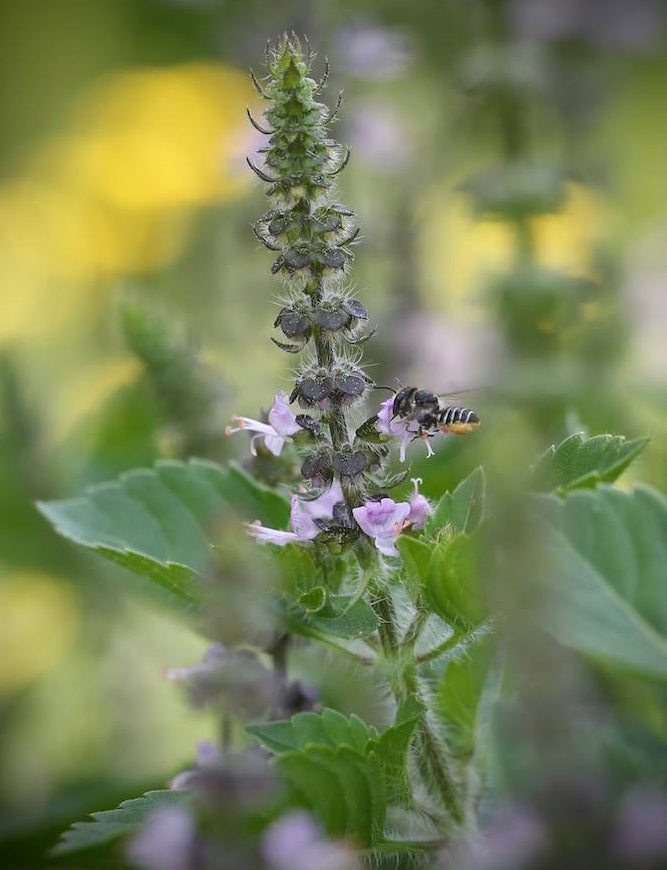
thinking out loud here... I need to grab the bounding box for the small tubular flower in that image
[376,397,434,462]
[226,391,301,456]
[407,477,433,529]
[246,481,344,546]
[352,497,411,556]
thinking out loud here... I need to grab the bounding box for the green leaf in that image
[368,699,424,803]
[538,485,667,679]
[52,790,184,856]
[531,432,648,494]
[37,459,289,606]
[280,593,380,640]
[424,467,486,538]
[425,534,487,630]
[247,707,373,755]
[396,535,432,587]
[277,745,385,846]
[434,638,499,761]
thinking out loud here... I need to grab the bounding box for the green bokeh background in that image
[0,1,665,865]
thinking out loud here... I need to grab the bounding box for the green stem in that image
[369,581,464,823]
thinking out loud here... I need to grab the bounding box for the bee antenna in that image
[372,384,396,394]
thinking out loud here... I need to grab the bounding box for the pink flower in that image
[246,481,344,547]
[376,397,434,463]
[225,391,301,456]
[352,497,411,557]
[407,477,432,529]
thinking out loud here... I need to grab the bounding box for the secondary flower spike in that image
[226,391,301,456]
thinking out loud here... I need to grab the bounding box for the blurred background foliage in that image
[0,0,666,864]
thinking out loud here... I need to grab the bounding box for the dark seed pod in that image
[329,202,354,216]
[333,374,366,398]
[295,414,322,437]
[332,450,367,477]
[332,501,355,529]
[314,307,350,331]
[268,216,288,236]
[301,451,332,482]
[282,250,311,272]
[319,248,347,270]
[274,308,311,338]
[297,376,333,406]
[342,299,367,320]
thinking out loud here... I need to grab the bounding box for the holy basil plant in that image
[38,36,665,870]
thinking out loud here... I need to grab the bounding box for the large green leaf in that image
[538,485,667,679]
[52,790,184,856]
[423,467,486,539]
[277,745,385,846]
[424,534,487,630]
[37,459,289,606]
[248,709,386,845]
[531,432,648,494]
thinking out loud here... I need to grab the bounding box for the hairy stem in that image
[370,581,464,822]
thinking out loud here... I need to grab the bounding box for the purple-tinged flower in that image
[376,397,434,462]
[352,497,410,557]
[277,679,320,717]
[126,805,196,870]
[335,25,414,80]
[164,643,278,717]
[170,740,224,790]
[407,478,432,530]
[246,481,344,547]
[170,744,275,815]
[262,811,358,870]
[225,391,301,456]
[612,784,667,864]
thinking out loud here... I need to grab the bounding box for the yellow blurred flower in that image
[0,573,79,692]
[419,183,612,312]
[0,63,256,343]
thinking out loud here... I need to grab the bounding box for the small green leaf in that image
[281,593,380,640]
[434,638,499,761]
[531,432,648,494]
[538,485,667,679]
[425,534,487,629]
[37,459,289,608]
[424,467,486,538]
[368,699,424,803]
[247,707,373,755]
[52,790,184,856]
[396,535,432,586]
[299,586,329,613]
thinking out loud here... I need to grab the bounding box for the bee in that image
[392,386,480,438]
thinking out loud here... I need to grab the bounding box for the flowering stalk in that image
[244,35,389,530]
[233,34,465,825]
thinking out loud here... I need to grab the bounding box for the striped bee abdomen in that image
[438,406,480,434]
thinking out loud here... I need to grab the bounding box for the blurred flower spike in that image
[226,391,301,455]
